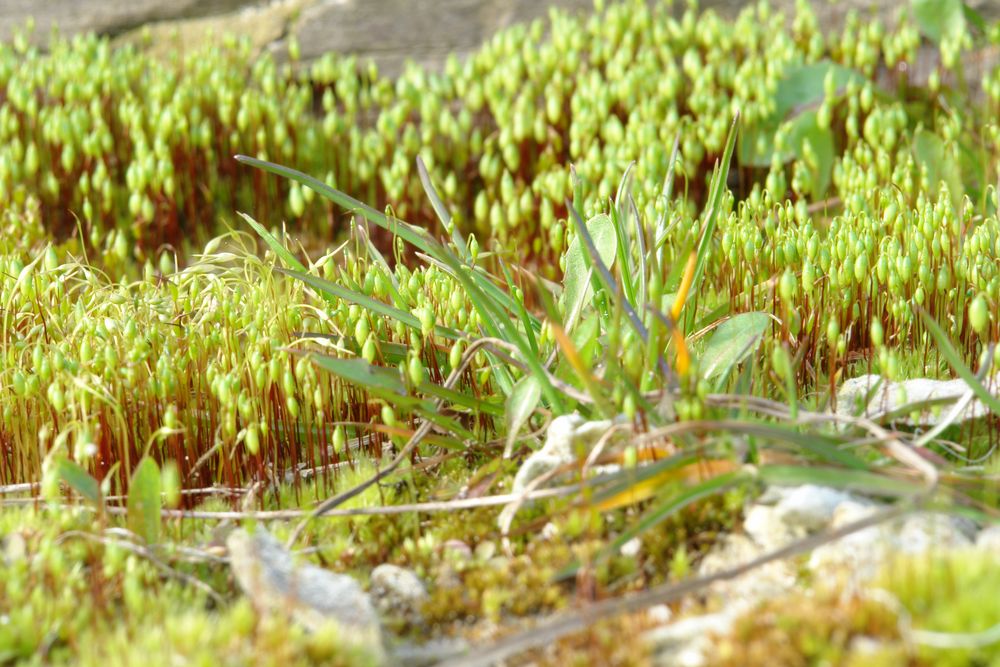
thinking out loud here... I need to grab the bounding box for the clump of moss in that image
[710,588,907,667]
[0,505,380,667]
[529,615,658,667]
[879,549,1000,667]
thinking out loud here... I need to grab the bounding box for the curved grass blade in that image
[236,154,439,255]
[758,465,924,498]
[416,156,469,261]
[916,305,1000,417]
[238,212,307,272]
[278,267,462,342]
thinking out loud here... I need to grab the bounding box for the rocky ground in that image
[5,0,1000,77]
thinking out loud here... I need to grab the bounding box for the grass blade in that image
[238,212,307,272]
[916,305,1000,417]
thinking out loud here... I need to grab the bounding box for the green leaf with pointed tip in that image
[308,354,414,401]
[56,459,102,505]
[127,457,161,544]
[561,213,616,331]
[912,0,966,43]
[774,61,865,119]
[505,375,543,457]
[702,312,771,381]
[913,129,963,207]
[786,111,834,197]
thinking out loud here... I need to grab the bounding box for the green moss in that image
[710,588,908,667]
[880,549,1000,667]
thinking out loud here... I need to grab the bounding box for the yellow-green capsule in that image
[970,294,989,334]
[408,353,425,387]
[244,424,260,455]
[381,404,397,427]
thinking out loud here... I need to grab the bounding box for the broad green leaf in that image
[740,62,861,167]
[786,111,835,197]
[912,0,966,43]
[963,3,987,33]
[561,213,616,330]
[504,375,543,457]
[701,312,771,381]
[913,129,964,206]
[307,354,416,402]
[127,457,161,544]
[56,459,101,505]
[774,61,865,119]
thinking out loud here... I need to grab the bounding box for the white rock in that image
[774,485,855,532]
[501,414,618,532]
[645,612,735,667]
[696,533,796,611]
[836,373,1000,426]
[743,503,802,551]
[897,513,973,553]
[226,527,383,658]
[976,524,1000,552]
[808,511,973,583]
[647,604,673,624]
[619,537,642,558]
[370,564,428,622]
[829,499,882,528]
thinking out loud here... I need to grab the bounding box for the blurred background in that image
[3,0,998,77]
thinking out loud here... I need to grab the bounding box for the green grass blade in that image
[689,113,740,326]
[416,156,470,261]
[498,257,540,358]
[917,305,1000,417]
[236,154,438,256]
[733,420,867,469]
[238,212,308,273]
[758,465,924,497]
[277,267,461,342]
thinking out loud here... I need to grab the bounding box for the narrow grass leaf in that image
[758,464,924,498]
[917,305,1000,417]
[416,156,469,261]
[238,212,307,272]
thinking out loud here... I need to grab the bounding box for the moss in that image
[710,588,909,667]
[879,550,1000,667]
[0,506,381,667]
